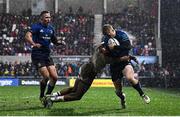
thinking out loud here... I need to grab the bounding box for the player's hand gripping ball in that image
[98,45,109,55]
[108,38,120,49]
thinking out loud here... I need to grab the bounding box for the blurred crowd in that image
[161,0,180,72]
[0,11,94,56]
[0,5,156,56]
[0,61,81,77]
[0,60,178,79]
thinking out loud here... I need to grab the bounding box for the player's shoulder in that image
[30,22,42,31]
[102,35,109,41]
[48,24,55,30]
[101,35,110,45]
[29,23,41,32]
[116,29,127,35]
[116,29,129,40]
[31,22,41,27]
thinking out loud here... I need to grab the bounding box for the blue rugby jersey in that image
[102,30,132,57]
[29,22,55,59]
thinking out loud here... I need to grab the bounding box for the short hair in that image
[102,24,112,35]
[40,10,50,17]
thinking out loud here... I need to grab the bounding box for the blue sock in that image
[46,84,54,95]
[40,80,47,98]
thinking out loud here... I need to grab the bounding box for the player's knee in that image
[123,65,134,80]
[41,78,49,84]
[40,69,50,78]
[129,78,138,85]
[73,96,82,101]
[126,75,134,81]
[42,74,50,79]
[53,77,58,82]
[50,75,58,82]
[69,87,75,92]
[67,93,83,101]
[124,72,134,81]
[73,89,85,100]
[75,94,83,100]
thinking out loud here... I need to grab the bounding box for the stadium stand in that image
[0,13,94,56]
[161,0,180,77]
[0,61,81,77]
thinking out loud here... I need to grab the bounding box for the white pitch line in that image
[21,95,37,99]
[0,95,37,99]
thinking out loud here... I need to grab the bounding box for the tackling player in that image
[25,11,65,105]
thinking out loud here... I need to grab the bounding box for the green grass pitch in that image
[0,86,180,116]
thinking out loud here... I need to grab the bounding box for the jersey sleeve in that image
[114,40,132,51]
[121,31,129,41]
[101,36,109,47]
[114,31,132,51]
[117,30,129,41]
[29,24,39,34]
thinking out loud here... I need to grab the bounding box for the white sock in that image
[52,91,61,96]
[51,96,64,102]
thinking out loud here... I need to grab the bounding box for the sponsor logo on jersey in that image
[40,29,44,33]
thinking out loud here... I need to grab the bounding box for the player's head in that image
[102,24,116,38]
[40,11,51,26]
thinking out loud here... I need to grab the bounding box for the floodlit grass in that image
[0,86,180,116]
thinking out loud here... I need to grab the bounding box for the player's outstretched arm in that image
[25,31,41,48]
[97,42,110,55]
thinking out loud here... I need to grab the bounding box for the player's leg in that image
[52,87,73,96]
[52,60,97,97]
[46,65,57,95]
[38,66,50,100]
[113,80,126,109]
[43,62,96,108]
[52,78,81,96]
[110,64,126,109]
[32,58,50,104]
[62,78,93,101]
[51,62,96,101]
[45,57,57,95]
[46,78,93,102]
[44,78,93,108]
[123,64,150,104]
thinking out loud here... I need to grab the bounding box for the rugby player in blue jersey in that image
[101,24,150,108]
[25,11,65,105]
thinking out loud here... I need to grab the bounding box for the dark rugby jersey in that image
[102,30,132,57]
[29,23,55,59]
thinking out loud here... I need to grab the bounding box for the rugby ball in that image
[108,38,120,46]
